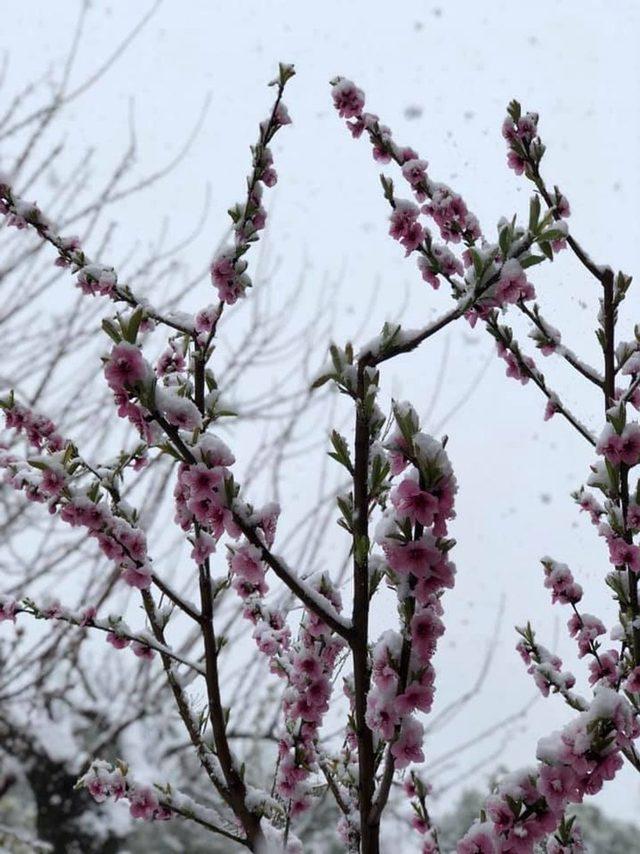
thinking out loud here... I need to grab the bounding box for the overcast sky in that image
[3,0,640,827]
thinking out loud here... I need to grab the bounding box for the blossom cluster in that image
[0,397,153,590]
[0,183,122,305]
[330,77,569,334]
[210,68,293,305]
[80,761,172,822]
[173,437,236,549]
[404,771,440,853]
[459,687,636,853]
[331,78,480,280]
[578,410,640,579]
[501,101,543,178]
[1,395,66,452]
[2,597,157,662]
[242,575,345,817]
[366,402,457,771]
[516,626,578,703]
[330,77,584,450]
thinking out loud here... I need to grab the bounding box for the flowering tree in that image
[1,62,639,854]
[328,78,640,852]
[0,16,338,851]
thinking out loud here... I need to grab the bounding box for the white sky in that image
[3,0,640,829]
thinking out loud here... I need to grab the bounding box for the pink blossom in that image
[331,79,365,119]
[411,815,428,834]
[401,158,428,188]
[624,666,640,693]
[194,304,219,335]
[160,394,202,431]
[54,235,81,267]
[403,777,417,798]
[627,502,640,530]
[156,347,185,376]
[274,102,291,126]
[291,650,323,685]
[386,432,412,475]
[516,114,538,142]
[384,536,440,578]
[261,165,278,187]
[181,463,223,497]
[543,561,583,605]
[567,613,606,657]
[501,117,517,143]
[256,502,280,547]
[456,823,497,854]
[389,200,424,254]
[397,146,419,164]
[132,641,155,661]
[544,396,560,421]
[495,259,534,305]
[588,649,618,687]
[3,402,66,452]
[577,491,603,524]
[500,348,534,385]
[506,150,526,174]
[104,343,147,393]
[537,764,580,811]
[485,796,515,834]
[42,600,63,618]
[395,680,433,715]
[556,194,571,218]
[417,256,440,289]
[411,608,445,660]
[390,716,424,769]
[230,543,265,585]
[79,606,97,626]
[365,690,399,740]
[421,834,439,854]
[0,596,18,622]
[107,632,130,650]
[391,479,438,526]
[76,265,117,297]
[121,563,153,590]
[619,423,640,466]
[596,422,640,467]
[208,503,241,540]
[371,641,399,692]
[191,531,217,564]
[608,537,640,572]
[197,436,235,468]
[40,466,66,497]
[129,785,159,821]
[210,250,249,304]
[424,184,480,243]
[85,775,108,803]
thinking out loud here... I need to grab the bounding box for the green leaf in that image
[520,254,546,269]
[101,319,122,344]
[528,195,541,232]
[26,459,48,471]
[471,250,484,281]
[380,174,394,204]
[311,373,334,390]
[124,306,145,344]
[329,430,353,472]
[329,344,342,374]
[507,99,521,122]
[498,225,511,259]
[538,228,566,242]
[538,241,553,260]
